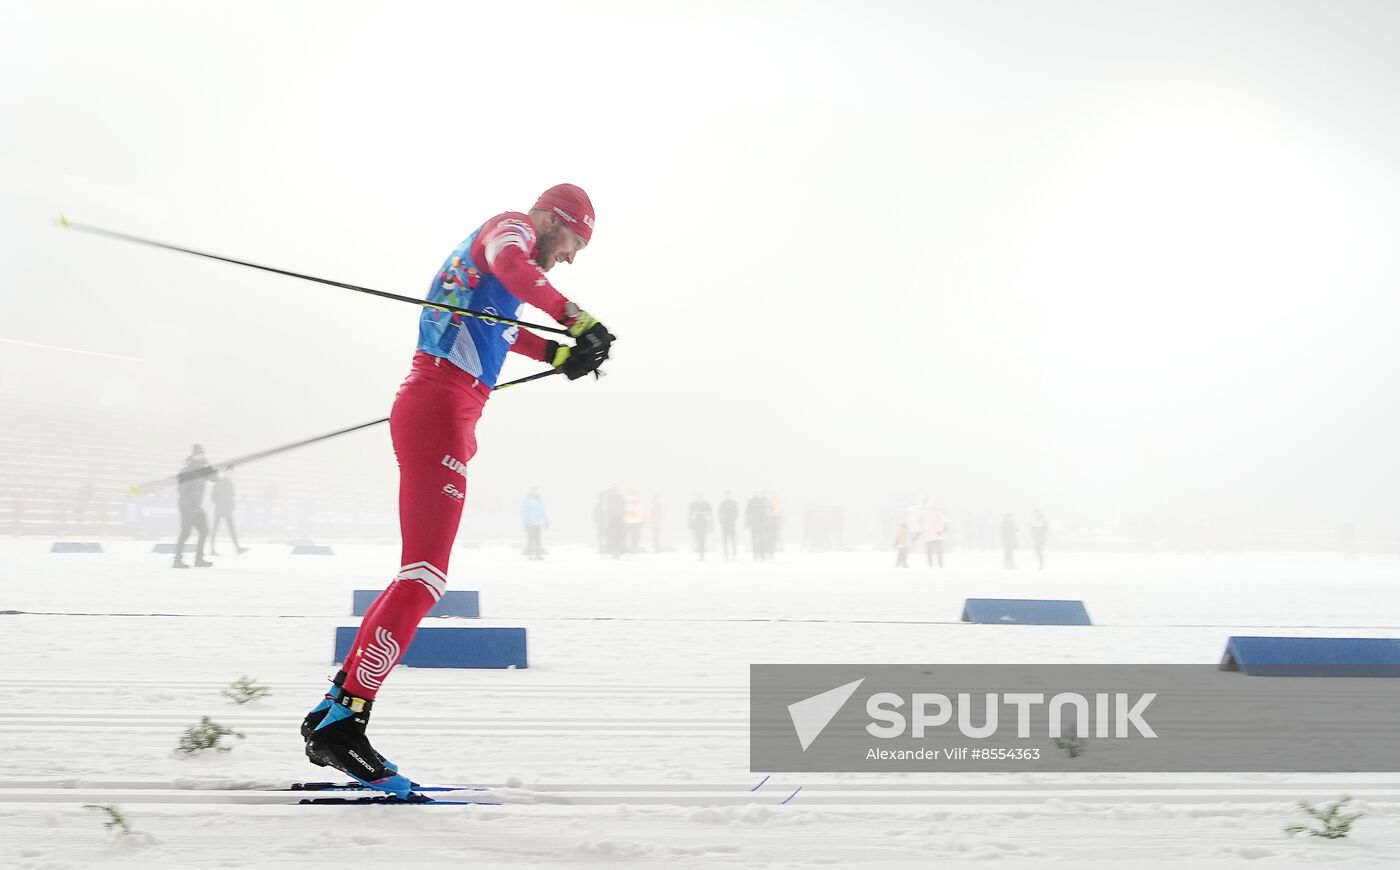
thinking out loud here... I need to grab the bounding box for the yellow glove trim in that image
[567,311,600,338]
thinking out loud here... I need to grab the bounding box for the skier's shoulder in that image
[472,211,538,270]
[477,211,536,245]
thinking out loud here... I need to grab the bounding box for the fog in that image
[3,0,1399,549]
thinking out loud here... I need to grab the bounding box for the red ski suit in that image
[340,214,571,698]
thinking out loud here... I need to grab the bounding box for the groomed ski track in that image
[4,545,1400,866]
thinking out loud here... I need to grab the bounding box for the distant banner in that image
[750,664,1400,772]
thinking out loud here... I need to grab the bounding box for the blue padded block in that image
[961,598,1091,625]
[292,544,334,555]
[353,589,479,618]
[334,626,526,669]
[1220,636,1400,677]
[51,542,103,553]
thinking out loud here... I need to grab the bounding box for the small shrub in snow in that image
[176,716,244,754]
[83,804,130,835]
[222,676,271,705]
[1284,796,1364,840]
[1053,724,1086,758]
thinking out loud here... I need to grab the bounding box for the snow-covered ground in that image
[2,539,1399,868]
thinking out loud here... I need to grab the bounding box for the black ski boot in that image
[304,689,411,798]
[301,673,398,775]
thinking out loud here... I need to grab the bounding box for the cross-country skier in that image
[301,184,613,797]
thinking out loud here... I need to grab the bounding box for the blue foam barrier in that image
[334,626,527,669]
[50,542,103,553]
[961,598,1091,625]
[292,544,334,555]
[353,589,480,618]
[1220,636,1400,677]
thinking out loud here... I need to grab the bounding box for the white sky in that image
[3,0,1399,538]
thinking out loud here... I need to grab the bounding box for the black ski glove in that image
[546,329,614,380]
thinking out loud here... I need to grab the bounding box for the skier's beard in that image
[536,226,567,273]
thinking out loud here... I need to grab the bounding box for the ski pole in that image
[494,369,564,391]
[56,217,571,337]
[496,363,614,390]
[129,416,389,496]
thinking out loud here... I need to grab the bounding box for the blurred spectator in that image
[1030,508,1049,570]
[688,494,713,560]
[745,491,772,561]
[174,444,214,569]
[1000,512,1018,569]
[210,470,249,556]
[918,499,948,568]
[625,489,645,554]
[522,486,548,560]
[894,522,910,568]
[719,491,739,561]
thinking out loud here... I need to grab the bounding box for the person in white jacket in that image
[916,498,948,568]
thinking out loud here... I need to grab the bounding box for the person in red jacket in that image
[301,184,614,797]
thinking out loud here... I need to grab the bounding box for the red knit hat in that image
[533,183,595,243]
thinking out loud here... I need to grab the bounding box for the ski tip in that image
[127,483,141,497]
[54,214,70,229]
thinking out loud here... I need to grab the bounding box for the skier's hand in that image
[562,303,615,346]
[557,302,614,379]
[546,336,612,380]
[562,302,599,336]
[544,340,583,379]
